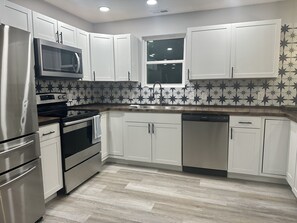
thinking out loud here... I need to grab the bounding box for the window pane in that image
[147,63,183,84]
[147,38,184,61]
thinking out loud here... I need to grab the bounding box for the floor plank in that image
[42,164,297,223]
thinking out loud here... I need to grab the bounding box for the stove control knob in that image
[62,95,67,99]
[58,95,62,99]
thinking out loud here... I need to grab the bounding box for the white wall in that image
[94,0,296,38]
[10,0,93,31]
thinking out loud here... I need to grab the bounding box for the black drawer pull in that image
[238,122,252,124]
[42,131,55,136]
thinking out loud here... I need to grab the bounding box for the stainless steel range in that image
[37,93,102,194]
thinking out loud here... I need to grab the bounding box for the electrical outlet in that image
[257,91,265,100]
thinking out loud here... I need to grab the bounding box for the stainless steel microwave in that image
[34,38,83,79]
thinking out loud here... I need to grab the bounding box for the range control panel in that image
[36,93,67,105]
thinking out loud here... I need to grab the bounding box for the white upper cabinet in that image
[263,119,290,176]
[57,21,77,47]
[1,0,32,32]
[186,19,281,80]
[187,24,232,80]
[114,34,139,82]
[231,20,281,79]
[90,33,115,81]
[77,29,91,81]
[32,12,58,42]
[287,121,297,187]
[33,12,77,47]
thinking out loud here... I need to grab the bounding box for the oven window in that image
[62,123,93,158]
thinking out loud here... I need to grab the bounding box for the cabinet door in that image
[228,128,261,175]
[58,21,77,47]
[114,34,131,81]
[40,137,63,200]
[32,12,58,42]
[2,0,32,32]
[108,112,124,156]
[187,24,231,80]
[287,121,297,187]
[152,123,181,166]
[77,29,91,81]
[90,33,115,81]
[100,112,108,161]
[263,120,290,176]
[231,19,281,78]
[124,122,151,162]
[294,158,297,198]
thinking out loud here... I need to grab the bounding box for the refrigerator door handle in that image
[0,166,36,189]
[0,140,34,156]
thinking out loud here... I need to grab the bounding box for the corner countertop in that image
[71,104,297,122]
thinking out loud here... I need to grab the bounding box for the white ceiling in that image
[43,0,284,24]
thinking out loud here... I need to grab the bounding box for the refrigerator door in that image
[0,158,45,223]
[0,24,38,142]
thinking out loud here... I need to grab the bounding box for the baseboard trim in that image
[106,157,182,172]
[228,172,288,184]
[45,193,57,203]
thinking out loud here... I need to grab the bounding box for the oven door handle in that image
[64,117,94,126]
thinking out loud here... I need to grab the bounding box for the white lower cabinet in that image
[228,116,262,175]
[124,122,152,162]
[108,112,124,156]
[294,158,297,197]
[287,121,297,188]
[124,113,182,166]
[262,119,290,176]
[228,127,261,175]
[152,123,181,166]
[101,112,108,161]
[39,123,63,200]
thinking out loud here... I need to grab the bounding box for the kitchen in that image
[0,0,297,222]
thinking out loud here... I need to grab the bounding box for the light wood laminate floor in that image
[42,164,297,223]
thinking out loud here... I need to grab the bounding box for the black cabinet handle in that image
[128,71,131,81]
[93,71,96,81]
[188,69,190,80]
[148,123,151,134]
[239,122,252,124]
[60,32,63,44]
[42,131,55,136]
[230,128,233,140]
[56,31,59,43]
[152,123,155,134]
[231,67,234,78]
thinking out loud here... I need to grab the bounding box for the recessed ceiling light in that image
[167,48,173,51]
[147,0,157,6]
[99,6,110,12]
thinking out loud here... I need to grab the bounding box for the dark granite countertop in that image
[38,116,60,127]
[71,104,297,122]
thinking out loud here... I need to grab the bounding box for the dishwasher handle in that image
[182,114,229,122]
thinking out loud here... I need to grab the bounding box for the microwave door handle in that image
[74,53,81,73]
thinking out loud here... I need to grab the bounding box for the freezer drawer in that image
[0,133,40,174]
[0,158,45,223]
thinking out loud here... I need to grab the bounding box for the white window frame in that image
[142,34,186,88]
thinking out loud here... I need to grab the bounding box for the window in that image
[143,36,185,86]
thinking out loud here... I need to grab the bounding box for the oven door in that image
[62,117,101,171]
[34,38,83,79]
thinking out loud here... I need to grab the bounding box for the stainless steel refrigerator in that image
[0,24,45,222]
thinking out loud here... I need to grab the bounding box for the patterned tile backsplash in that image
[36,24,297,107]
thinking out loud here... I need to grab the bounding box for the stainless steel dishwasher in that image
[182,114,229,177]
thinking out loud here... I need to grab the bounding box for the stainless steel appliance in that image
[0,24,45,222]
[34,38,83,79]
[182,114,229,177]
[37,93,102,194]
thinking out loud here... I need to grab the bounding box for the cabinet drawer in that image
[125,112,181,124]
[39,123,60,142]
[230,116,261,129]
